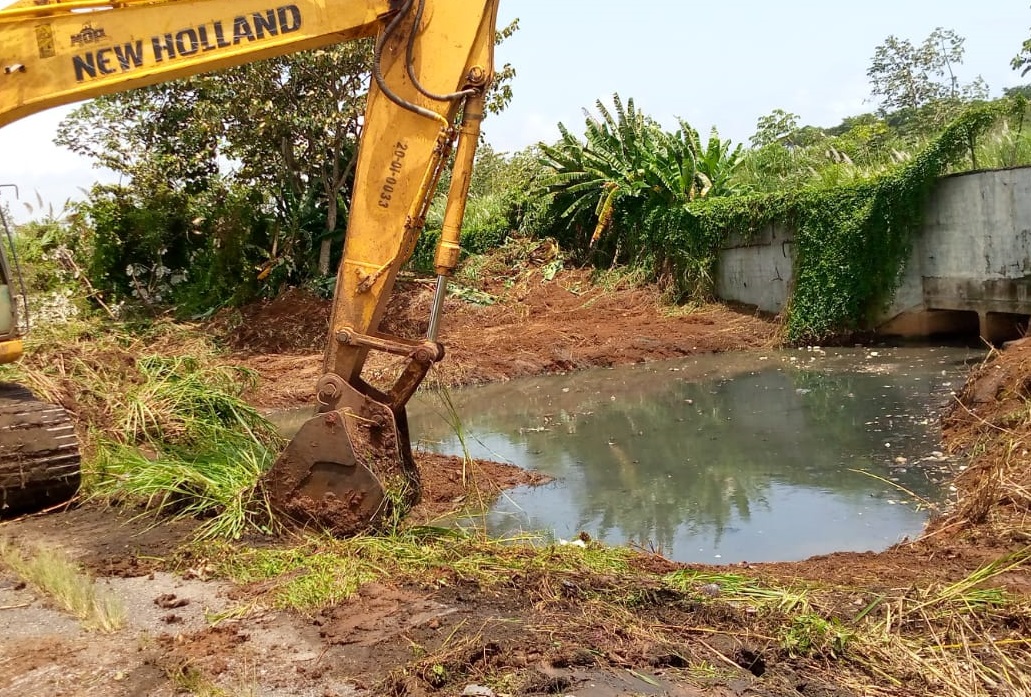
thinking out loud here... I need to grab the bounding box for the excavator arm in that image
[0,0,500,530]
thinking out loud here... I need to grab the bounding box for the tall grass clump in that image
[0,537,126,632]
[0,316,284,539]
[89,354,284,539]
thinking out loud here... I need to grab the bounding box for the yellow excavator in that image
[0,0,500,532]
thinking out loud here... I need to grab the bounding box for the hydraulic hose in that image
[405,0,478,103]
[372,0,448,126]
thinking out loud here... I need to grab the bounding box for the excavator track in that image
[0,383,80,516]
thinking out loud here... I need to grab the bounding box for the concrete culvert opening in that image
[979,311,1030,345]
[877,309,982,341]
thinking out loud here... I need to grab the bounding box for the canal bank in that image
[0,262,1026,696]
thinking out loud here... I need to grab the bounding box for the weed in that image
[89,436,280,540]
[779,613,853,658]
[590,264,652,295]
[687,660,736,683]
[664,570,811,613]
[447,284,497,306]
[164,659,249,697]
[0,537,125,632]
[429,386,474,487]
[0,316,287,540]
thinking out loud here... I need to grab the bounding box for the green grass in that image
[0,537,126,632]
[89,437,280,540]
[118,355,277,447]
[208,526,633,612]
[665,569,811,613]
[84,353,285,540]
[0,316,286,541]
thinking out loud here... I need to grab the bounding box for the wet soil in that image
[1,266,1029,696]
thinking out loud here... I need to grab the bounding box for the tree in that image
[867,28,988,119]
[1013,14,1031,76]
[211,43,372,277]
[1004,84,1031,99]
[685,126,744,198]
[750,109,801,148]
[56,81,222,193]
[59,42,372,280]
[540,95,672,249]
[486,19,519,115]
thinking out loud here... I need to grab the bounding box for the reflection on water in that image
[408,347,980,563]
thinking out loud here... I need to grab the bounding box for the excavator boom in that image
[0,0,500,531]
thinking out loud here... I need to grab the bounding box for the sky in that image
[1,0,1028,222]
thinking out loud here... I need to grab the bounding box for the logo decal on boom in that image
[70,23,106,47]
[35,24,55,59]
[71,5,303,83]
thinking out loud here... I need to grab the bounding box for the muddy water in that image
[407,347,981,563]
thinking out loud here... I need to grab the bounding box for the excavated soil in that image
[217,269,778,409]
[2,265,1029,696]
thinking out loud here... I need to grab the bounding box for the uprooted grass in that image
[0,537,126,632]
[0,316,284,539]
[187,524,1031,696]
[834,548,1031,697]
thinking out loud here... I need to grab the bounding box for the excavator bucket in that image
[262,380,421,536]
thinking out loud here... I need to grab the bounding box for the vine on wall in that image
[642,105,1002,342]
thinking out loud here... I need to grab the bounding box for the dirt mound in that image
[213,287,331,354]
[224,268,780,409]
[937,338,1031,546]
[212,280,442,357]
[438,267,776,387]
[412,451,551,524]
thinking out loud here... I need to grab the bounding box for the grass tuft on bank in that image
[208,526,634,612]
[0,317,284,540]
[0,537,126,632]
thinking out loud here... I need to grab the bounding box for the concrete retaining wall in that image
[715,166,1031,340]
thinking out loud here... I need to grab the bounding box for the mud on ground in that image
[2,264,1030,696]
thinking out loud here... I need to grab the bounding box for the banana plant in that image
[539,94,743,252]
[540,95,664,248]
[688,124,745,198]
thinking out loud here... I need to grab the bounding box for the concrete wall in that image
[715,166,1031,339]
[716,224,793,313]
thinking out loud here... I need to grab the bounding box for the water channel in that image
[271,347,981,562]
[403,347,980,563]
